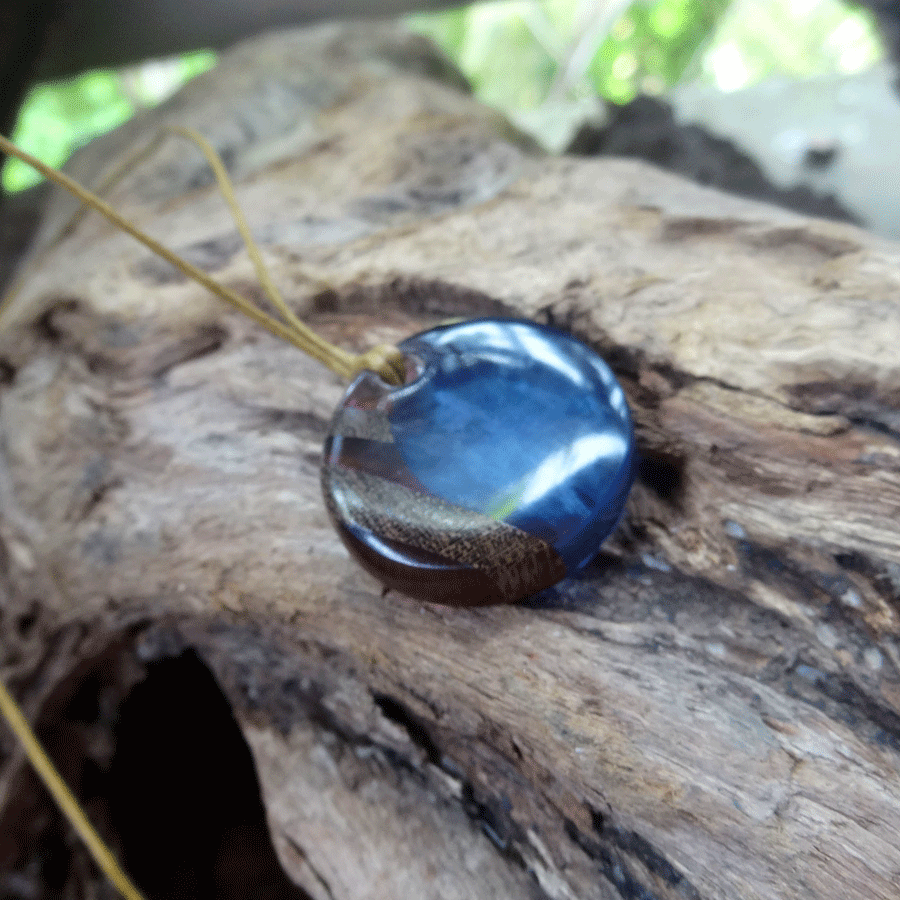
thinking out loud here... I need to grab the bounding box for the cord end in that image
[352,344,407,386]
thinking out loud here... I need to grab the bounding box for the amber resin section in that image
[322,407,566,606]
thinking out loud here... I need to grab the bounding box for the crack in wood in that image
[284,834,334,900]
[371,693,441,766]
[249,406,332,438]
[781,663,900,754]
[314,276,516,321]
[733,535,897,627]
[785,379,900,443]
[564,815,703,900]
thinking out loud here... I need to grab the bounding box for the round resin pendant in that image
[321,318,635,606]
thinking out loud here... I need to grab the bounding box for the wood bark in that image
[1,21,900,900]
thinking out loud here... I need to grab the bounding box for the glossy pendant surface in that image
[321,318,635,606]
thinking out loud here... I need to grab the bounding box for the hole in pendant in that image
[376,352,424,390]
[401,353,424,385]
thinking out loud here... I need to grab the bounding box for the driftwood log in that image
[1,21,900,900]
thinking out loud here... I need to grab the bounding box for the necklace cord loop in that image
[0,133,405,385]
[352,342,408,384]
[0,133,412,899]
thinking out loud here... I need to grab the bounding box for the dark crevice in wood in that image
[734,539,843,609]
[372,692,441,766]
[312,277,516,321]
[458,782,531,870]
[564,815,702,900]
[250,406,332,438]
[734,536,900,623]
[26,299,230,380]
[0,358,15,387]
[551,558,900,753]
[834,549,880,575]
[284,835,335,900]
[105,645,310,900]
[0,538,9,583]
[191,623,591,894]
[635,450,685,506]
[141,324,230,381]
[590,807,704,900]
[308,288,340,313]
[846,415,900,443]
[785,380,900,442]
[0,632,142,899]
[782,661,900,755]
[834,551,900,605]
[32,297,81,344]
[13,603,39,638]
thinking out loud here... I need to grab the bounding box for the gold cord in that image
[0,133,406,384]
[0,128,412,897]
[0,675,148,900]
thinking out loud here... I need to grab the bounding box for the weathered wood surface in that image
[2,21,900,900]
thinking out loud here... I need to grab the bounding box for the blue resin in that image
[387,319,634,572]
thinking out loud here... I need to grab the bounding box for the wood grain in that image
[1,21,899,900]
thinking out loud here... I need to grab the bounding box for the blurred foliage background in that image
[2,0,884,191]
[3,51,217,191]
